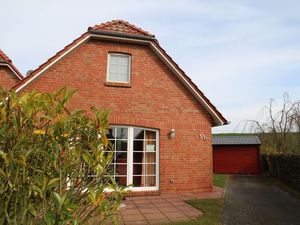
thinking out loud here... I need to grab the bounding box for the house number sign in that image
[199,134,207,141]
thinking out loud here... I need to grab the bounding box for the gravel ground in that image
[222,175,300,225]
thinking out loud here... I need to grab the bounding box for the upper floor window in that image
[107,53,131,83]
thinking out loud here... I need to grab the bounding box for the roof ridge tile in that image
[90,19,154,37]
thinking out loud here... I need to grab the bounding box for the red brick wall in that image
[0,66,19,89]
[21,39,214,194]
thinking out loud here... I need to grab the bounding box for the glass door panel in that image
[107,127,128,186]
[107,126,158,189]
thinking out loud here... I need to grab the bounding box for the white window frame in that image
[108,126,159,192]
[106,53,131,83]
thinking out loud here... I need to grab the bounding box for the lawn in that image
[169,198,224,225]
[168,174,228,225]
[213,174,228,188]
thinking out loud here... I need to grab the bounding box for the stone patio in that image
[117,187,223,225]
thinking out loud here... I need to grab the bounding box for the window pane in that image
[133,176,156,187]
[144,163,156,175]
[117,74,129,82]
[133,164,156,175]
[108,54,130,83]
[116,152,127,163]
[145,141,156,152]
[119,56,129,65]
[115,176,127,186]
[119,65,128,74]
[144,152,156,163]
[133,164,142,175]
[116,140,127,152]
[133,152,156,163]
[116,128,128,139]
[133,140,144,152]
[110,64,118,73]
[110,55,119,64]
[116,164,127,176]
[146,176,156,187]
[145,130,156,139]
[106,128,115,139]
[108,72,118,81]
[133,176,142,187]
[134,128,144,139]
[133,152,143,163]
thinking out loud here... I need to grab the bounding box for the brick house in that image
[0,49,23,89]
[11,20,228,195]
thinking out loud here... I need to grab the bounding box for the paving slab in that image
[119,187,222,224]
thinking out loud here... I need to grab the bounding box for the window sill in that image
[105,82,132,88]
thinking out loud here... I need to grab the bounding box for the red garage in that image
[213,135,261,175]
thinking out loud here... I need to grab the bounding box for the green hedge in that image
[261,153,300,192]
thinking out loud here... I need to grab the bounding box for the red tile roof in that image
[0,49,12,63]
[0,49,23,79]
[89,20,154,37]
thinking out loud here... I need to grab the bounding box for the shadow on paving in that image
[222,175,300,225]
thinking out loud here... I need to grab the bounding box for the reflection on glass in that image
[116,140,128,152]
[116,128,128,139]
[106,127,115,139]
[134,128,144,139]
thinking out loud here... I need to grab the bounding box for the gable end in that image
[13,21,228,126]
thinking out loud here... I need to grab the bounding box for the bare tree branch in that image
[248,93,300,153]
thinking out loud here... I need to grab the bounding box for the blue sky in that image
[1,0,300,133]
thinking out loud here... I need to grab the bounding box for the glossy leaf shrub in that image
[0,87,126,225]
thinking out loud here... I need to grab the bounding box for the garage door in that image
[213,145,260,175]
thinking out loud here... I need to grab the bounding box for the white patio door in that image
[107,126,159,191]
